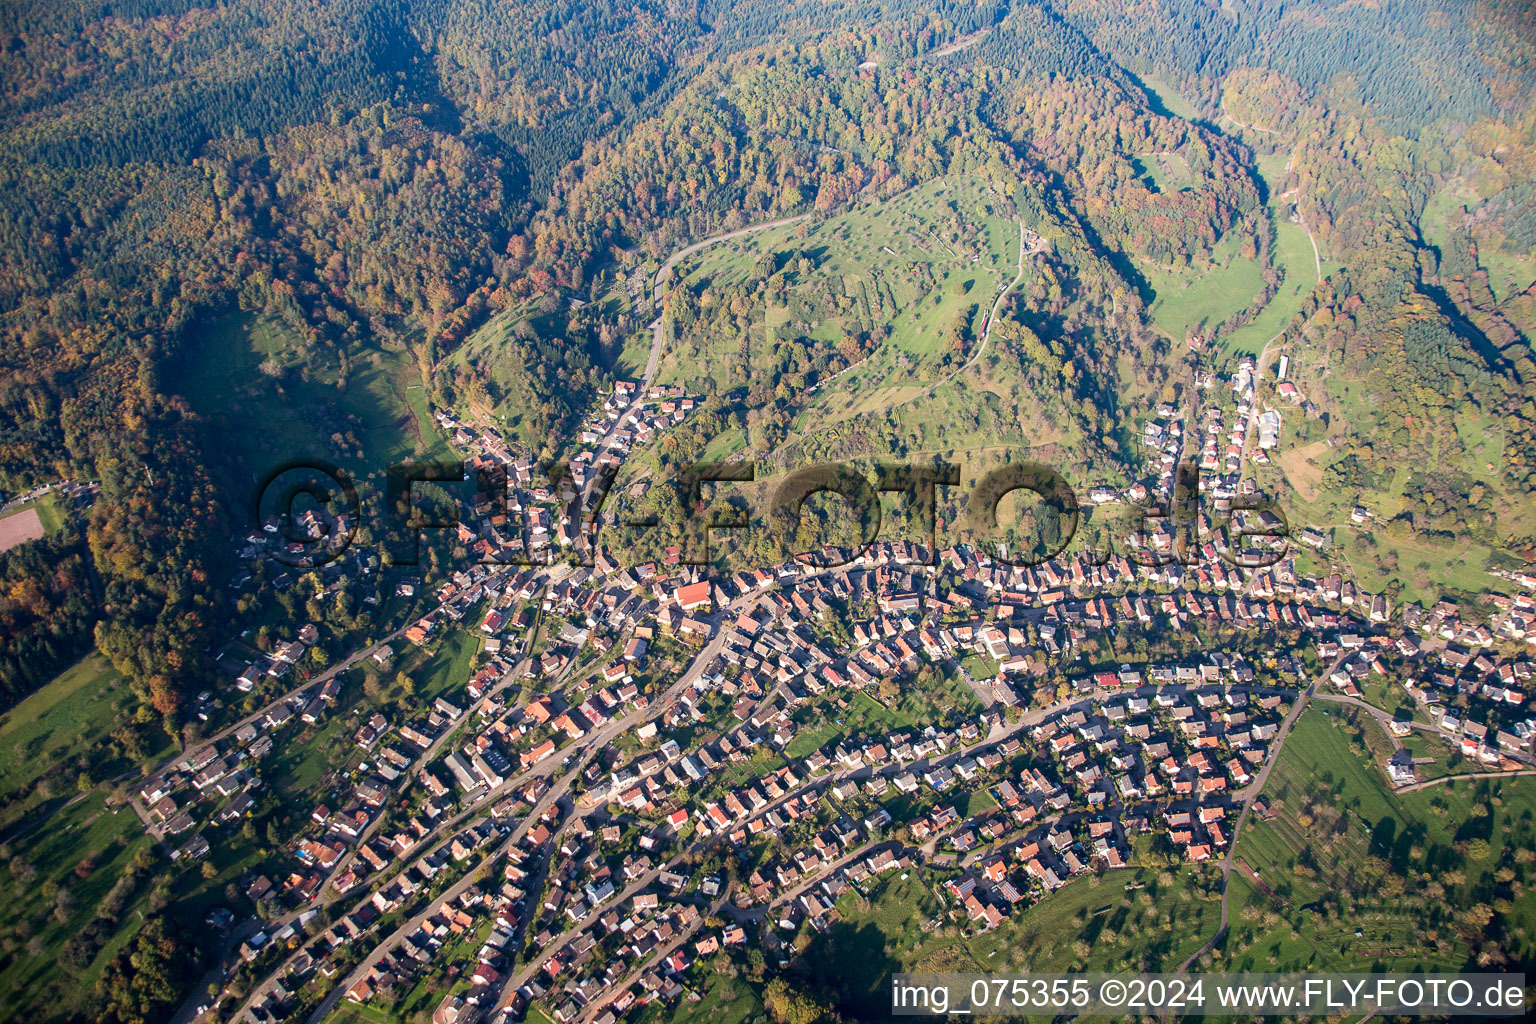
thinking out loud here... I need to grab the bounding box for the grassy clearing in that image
[783,689,915,761]
[0,655,169,831]
[268,695,367,801]
[408,628,481,705]
[1221,182,1323,356]
[962,788,996,818]
[171,313,447,491]
[1478,245,1536,303]
[654,175,1022,439]
[1395,729,1479,781]
[260,622,479,806]
[613,324,657,383]
[1271,439,1329,504]
[443,296,585,448]
[967,855,1221,975]
[1334,525,1496,608]
[1136,230,1265,343]
[1131,152,1192,194]
[323,1001,402,1024]
[1260,397,1508,607]
[803,853,1221,1018]
[1137,75,1200,121]
[1420,178,1536,303]
[632,969,763,1024]
[1354,676,1424,725]
[0,492,65,537]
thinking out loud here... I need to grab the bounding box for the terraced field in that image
[1231,708,1536,972]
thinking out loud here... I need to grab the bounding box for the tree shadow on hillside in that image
[793,920,905,1021]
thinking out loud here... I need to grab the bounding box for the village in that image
[128,373,1536,1024]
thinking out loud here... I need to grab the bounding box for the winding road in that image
[917,216,1033,400]
[644,214,813,384]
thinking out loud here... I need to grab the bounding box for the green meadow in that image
[0,491,66,538]
[659,175,1018,390]
[171,312,448,489]
[1136,229,1265,344]
[0,655,170,831]
[1233,708,1536,972]
[0,793,158,1024]
[796,851,1222,1020]
[1221,164,1326,357]
[1421,178,1536,303]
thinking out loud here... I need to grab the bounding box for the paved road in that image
[1393,768,1536,793]
[262,615,741,1023]
[504,680,1300,1019]
[921,216,1031,397]
[1312,690,1536,769]
[575,888,730,1024]
[145,603,461,790]
[236,573,790,1018]
[312,607,549,908]
[279,708,626,1024]
[229,562,1309,1024]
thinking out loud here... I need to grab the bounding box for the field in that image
[784,690,916,760]
[0,792,158,1024]
[409,628,482,704]
[663,176,1018,382]
[0,655,168,831]
[1421,178,1536,303]
[439,296,576,450]
[1353,676,1425,726]
[0,491,66,542]
[324,1005,400,1024]
[649,175,1051,463]
[1131,152,1192,194]
[0,506,45,553]
[631,969,764,1024]
[1231,708,1536,971]
[1221,154,1328,356]
[603,173,1100,558]
[1135,229,1265,344]
[1272,439,1330,503]
[1259,394,1513,607]
[170,313,448,490]
[1135,74,1201,122]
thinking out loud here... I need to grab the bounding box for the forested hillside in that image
[1,1,1535,1023]
[0,0,1533,734]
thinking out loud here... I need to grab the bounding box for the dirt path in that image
[916,216,1030,400]
[914,28,990,63]
[1220,101,1279,137]
[1173,655,1341,975]
[1303,213,1323,281]
[1277,185,1323,283]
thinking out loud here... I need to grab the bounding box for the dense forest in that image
[0,528,97,702]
